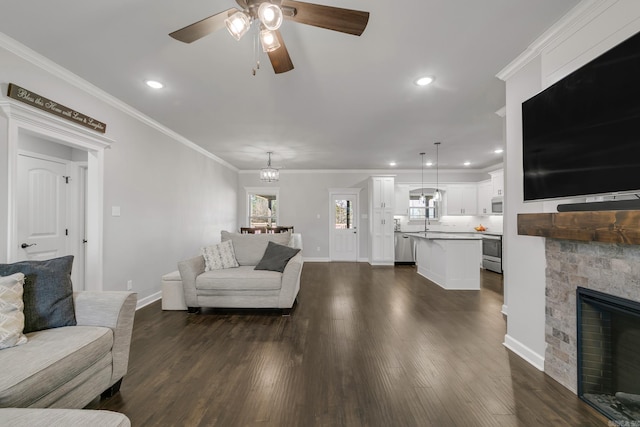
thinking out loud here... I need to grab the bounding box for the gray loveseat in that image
[178,231,303,314]
[0,291,137,408]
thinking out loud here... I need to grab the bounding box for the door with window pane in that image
[330,194,358,261]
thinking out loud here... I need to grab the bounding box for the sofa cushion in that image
[0,325,113,408]
[0,256,76,333]
[0,408,131,427]
[0,273,28,350]
[254,241,301,273]
[221,231,291,266]
[196,266,282,291]
[201,240,239,271]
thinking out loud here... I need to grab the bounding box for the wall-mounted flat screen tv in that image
[522,30,640,201]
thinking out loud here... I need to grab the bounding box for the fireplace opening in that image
[577,287,640,423]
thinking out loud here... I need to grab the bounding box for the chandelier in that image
[260,152,279,182]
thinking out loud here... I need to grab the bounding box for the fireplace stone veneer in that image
[544,239,640,392]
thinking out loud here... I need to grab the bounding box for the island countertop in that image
[404,231,482,240]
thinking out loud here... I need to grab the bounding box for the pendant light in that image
[419,152,426,203]
[433,142,442,201]
[260,152,279,182]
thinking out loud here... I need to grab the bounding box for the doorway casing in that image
[1,99,114,291]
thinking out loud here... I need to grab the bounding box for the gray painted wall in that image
[0,45,238,303]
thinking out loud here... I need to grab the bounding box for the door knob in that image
[21,243,37,249]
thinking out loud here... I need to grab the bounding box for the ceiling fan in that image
[169,0,370,74]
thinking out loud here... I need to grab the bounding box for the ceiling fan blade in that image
[268,30,294,74]
[281,1,369,36]
[169,8,239,43]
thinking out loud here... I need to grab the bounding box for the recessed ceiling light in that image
[463,161,471,166]
[389,162,396,167]
[494,149,504,154]
[145,80,164,89]
[426,161,433,167]
[415,76,435,86]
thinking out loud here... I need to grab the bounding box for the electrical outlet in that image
[316,246,320,252]
[127,280,133,291]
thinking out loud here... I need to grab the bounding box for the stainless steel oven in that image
[482,235,502,274]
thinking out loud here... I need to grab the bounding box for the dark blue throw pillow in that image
[254,241,300,273]
[0,255,76,333]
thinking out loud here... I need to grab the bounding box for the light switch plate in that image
[112,206,121,217]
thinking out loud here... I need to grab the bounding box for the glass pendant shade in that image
[433,190,442,201]
[260,29,280,52]
[258,3,283,30]
[225,11,251,40]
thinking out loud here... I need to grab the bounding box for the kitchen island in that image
[406,232,482,290]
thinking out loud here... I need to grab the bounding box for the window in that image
[409,194,438,221]
[334,199,354,229]
[247,190,278,227]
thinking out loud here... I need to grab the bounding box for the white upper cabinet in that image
[490,169,504,197]
[394,185,410,215]
[446,184,477,215]
[372,176,394,209]
[477,180,492,215]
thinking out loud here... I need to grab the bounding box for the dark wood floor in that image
[94,263,607,426]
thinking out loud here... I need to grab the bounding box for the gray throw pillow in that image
[0,256,76,333]
[254,241,301,273]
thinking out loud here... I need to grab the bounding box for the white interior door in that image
[17,154,68,262]
[330,194,358,261]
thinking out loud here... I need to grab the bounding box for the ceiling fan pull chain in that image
[251,25,261,76]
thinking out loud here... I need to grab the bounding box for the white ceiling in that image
[0,0,580,171]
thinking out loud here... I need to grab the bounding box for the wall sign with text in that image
[7,83,107,134]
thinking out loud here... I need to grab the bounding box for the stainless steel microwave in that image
[491,197,503,214]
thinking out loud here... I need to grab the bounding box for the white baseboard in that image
[501,304,508,315]
[302,257,330,262]
[136,291,161,310]
[503,334,545,371]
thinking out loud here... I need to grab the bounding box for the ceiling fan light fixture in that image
[260,29,281,52]
[225,11,251,40]
[260,152,280,182]
[258,3,283,31]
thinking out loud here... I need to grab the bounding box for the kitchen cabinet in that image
[369,176,394,265]
[394,184,410,215]
[490,169,504,197]
[477,180,492,215]
[372,176,394,208]
[446,184,477,215]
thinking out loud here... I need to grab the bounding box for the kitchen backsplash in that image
[394,214,503,234]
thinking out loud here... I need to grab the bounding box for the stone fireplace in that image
[544,238,640,390]
[518,210,640,423]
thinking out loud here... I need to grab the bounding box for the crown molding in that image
[238,168,485,175]
[496,0,611,81]
[0,32,238,172]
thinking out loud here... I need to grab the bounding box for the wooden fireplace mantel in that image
[517,210,640,244]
